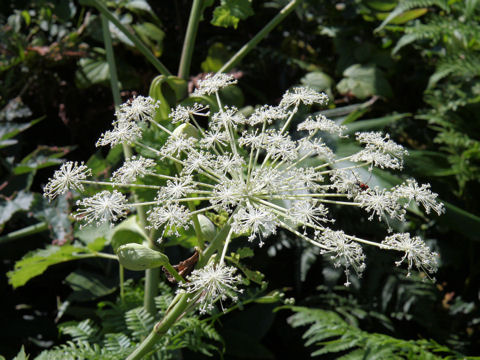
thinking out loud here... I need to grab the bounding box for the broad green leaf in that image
[75,51,110,89]
[111,216,149,252]
[344,113,408,133]
[133,22,165,57]
[13,146,72,175]
[7,245,93,288]
[211,0,254,29]
[0,117,43,147]
[0,191,34,225]
[66,270,117,302]
[75,222,113,247]
[300,71,334,96]
[337,64,392,99]
[201,42,232,72]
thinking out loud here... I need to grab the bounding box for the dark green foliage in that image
[35,281,222,360]
[287,305,472,359]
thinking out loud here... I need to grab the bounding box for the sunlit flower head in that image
[43,161,91,200]
[46,84,443,286]
[178,262,243,314]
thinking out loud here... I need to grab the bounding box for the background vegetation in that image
[1,0,480,359]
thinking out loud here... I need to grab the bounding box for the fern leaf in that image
[125,307,155,339]
[60,319,99,343]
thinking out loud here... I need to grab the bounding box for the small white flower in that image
[354,132,408,169]
[355,187,405,221]
[117,96,159,123]
[112,156,156,184]
[246,105,289,126]
[159,133,197,159]
[200,129,229,149]
[96,119,142,147]
[178,262,243,314]
[318,228,366,286]
[393,179,445,215]
[156,176,195,202]
[232,206,278,246]
[280,87,329,108]
[146,203,192,235]
[75,190,128,227]
[298,114,347,137]
[211,106,245,130]
[193,73,238,96]
[169,103,210,124]
[43,161,92,200]
[382,233,438,277]
[289,200,330,226]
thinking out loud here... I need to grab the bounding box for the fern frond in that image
[60,319,99,343]
[103,333,133,354]
[125,307,155,339]
[287,306,464,359]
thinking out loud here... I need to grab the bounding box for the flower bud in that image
[172,123,200,140]
[198,214,216,240]
[117,243,169,271]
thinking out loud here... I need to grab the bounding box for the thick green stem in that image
[0,222,48,244]
[83,0,171,76]
[218,0,301,73]
[126,292,191,360]
[178,0,204,79]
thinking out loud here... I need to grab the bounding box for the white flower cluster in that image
[178,262,243,314]
[44,73,444,311]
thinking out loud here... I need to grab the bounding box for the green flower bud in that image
[198,214,216,240]
[172,123,200,140]
[117,243,169,271]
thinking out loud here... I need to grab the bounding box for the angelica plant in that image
[44,73,443,358]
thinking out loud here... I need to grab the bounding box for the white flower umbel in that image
[178,262,243,314]
[43,161,91,200]
[382,233,439,277]
[193,73,238,96]
[45,81,444,286]
[75,190,128,227]
[112,156,156,184]
[118,95,159,123]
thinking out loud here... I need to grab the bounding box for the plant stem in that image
[0,222,48,244]
[218,0,301,73]
[126,292,191,360]
[101,14,159,316]
[178,0,204,80]
[83,0,171,76]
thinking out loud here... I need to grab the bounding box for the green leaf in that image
[110,216,149,252]
[0,118,43,149]
[7,245,92,288]
[337,64,393,99]
[0,191,34,225]
[344,113,408,133]
[211,0,254,29]
[66,270,117,302]
[149,75,188,121]
[13,146,72,175]
[12,346,28,360]
[75,51,110,89]
[201,42,232,72]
